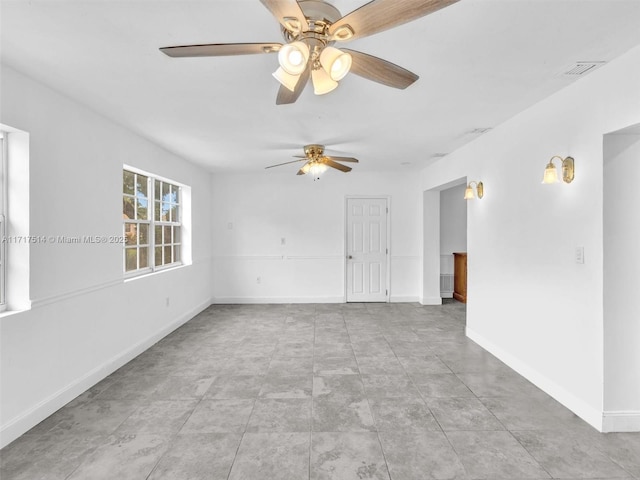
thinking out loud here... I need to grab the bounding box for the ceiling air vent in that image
[563,61,605,76]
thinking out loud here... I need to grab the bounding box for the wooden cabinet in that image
[453,252,467,303]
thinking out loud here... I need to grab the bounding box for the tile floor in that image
[1,301,639,479]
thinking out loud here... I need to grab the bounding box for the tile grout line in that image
[345,308,394,480]
[225,310,284,480]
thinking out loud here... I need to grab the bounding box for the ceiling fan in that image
[160,0,459,104]
[265,144,359,177]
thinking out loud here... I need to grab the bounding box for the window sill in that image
[124,262,187,283]
[0,306,31,319]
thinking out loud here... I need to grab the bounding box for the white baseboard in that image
[0,298,212,449]
[390,296,420,303]
[466,327,603,432]
[420,297,443,305]
[602,411,640,432]
[211,296,345,304]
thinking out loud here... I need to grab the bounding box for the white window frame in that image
[123,166,183,277]
[0,132,7,310]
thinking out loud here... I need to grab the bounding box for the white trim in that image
[212,296,345,304]
[31,261,197,306]
[0,298,212,449]
[212,255,343,261]
[122,163,188,188]
[213,255,287,261]
[30,278,124,309]
[344,195,391,303]
[0,133,7,310]
[602,411,640,432]
[420,297,443,305]
[285,255,343,261]
[466,326,604,431]
[390,295,421,303]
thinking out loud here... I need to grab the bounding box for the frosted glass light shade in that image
[542,162,559,184]
[272,67,299,92]
[320,47,352,81]
[464,185,475,199]
[309,162,328,176]
[311,68,338,95]
[278,41,310,75]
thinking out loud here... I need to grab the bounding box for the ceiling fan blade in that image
[276,62,311,105]
[265,158,307,169]
[260,0,308,33]
[342,49,418,89]
[329,0,459,41]
[325,156,359,163]
[160,43,281,58]
[323,159,352,173]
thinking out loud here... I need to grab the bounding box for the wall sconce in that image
[542,156,575,184]
[464,181,484,200]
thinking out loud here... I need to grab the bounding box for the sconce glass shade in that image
[542,161,559,184]
[464,185,475,200]
[272,67,300,92]
[464,181,484,200]
[311,67,338,95]
[320,47,352,81]
[278,41,310,75]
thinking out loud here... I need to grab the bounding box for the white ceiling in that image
[2,0,640,174]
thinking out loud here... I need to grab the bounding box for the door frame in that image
[344,195,391,303]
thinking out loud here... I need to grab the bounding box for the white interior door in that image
[346,197,389,302]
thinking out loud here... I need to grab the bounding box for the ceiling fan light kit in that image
[160,0,460,105]
[311,67,338,95]
[265,144,359,178]
[278,41,310,75]
[272,67,301,92]
[320,46,352,81]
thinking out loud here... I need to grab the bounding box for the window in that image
[0,132,6,310]
[123,168,182,275]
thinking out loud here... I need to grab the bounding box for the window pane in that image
[169,204,179,222]
[123,171,135,195]
[155,225,162,244]
[154,200,160,222]
[125,248,138,271]
[173,245,181,263]
[136,197,148,220]
[161,202,170,221]
[136,174,148,198]
[164,225,172,244]
[168,185,178,204]
[155,246,162,266]
[164,245,172,264]
[123,197,135,220]
[155,179,161,201]
[138,224,149,245]
[173,227,181,244]
[124,222,137,245]
[139,246,149,269]
[162,182,170,199]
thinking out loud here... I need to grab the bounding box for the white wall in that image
[211,171,422,303]
[603,130,640,431]
[420,45,640,431]
[440,183,467,255]
[0,65,213,447]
